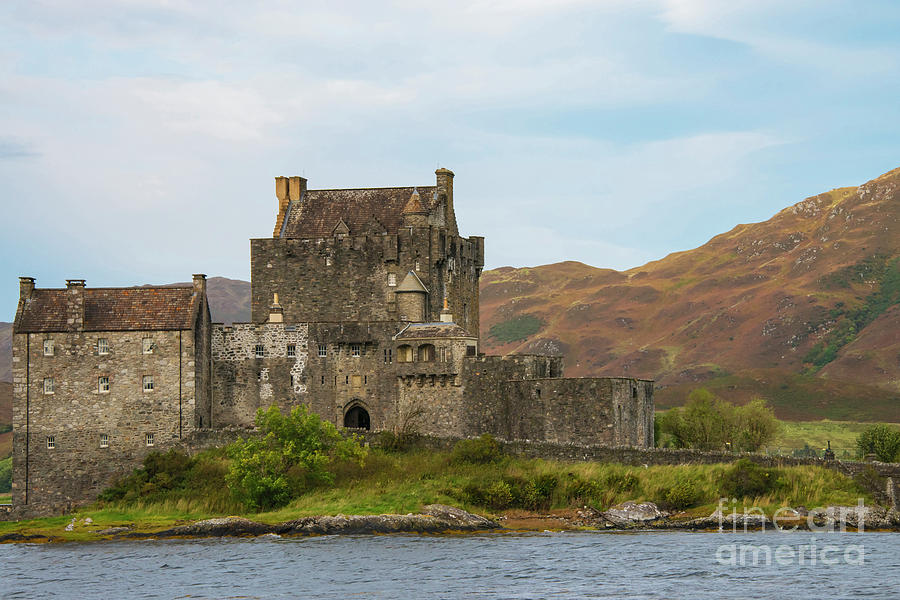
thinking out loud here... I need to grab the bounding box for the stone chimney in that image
[435,168,457,235]
[65,279,86,332]
[192,273,207,298]
[19,277,35,301]
[273,175,307,237]
[440,297,453,323]
[268,293,284,323]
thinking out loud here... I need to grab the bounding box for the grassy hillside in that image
[480,167,900,420]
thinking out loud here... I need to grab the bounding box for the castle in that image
[11,168,654,515]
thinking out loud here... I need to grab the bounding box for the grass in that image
[487,315,544,344]
[0,445,871,540]
[0,494,10,504]
[772,420,882,457]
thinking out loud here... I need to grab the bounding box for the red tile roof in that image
[281,186,437,238]
[15,287,200,333]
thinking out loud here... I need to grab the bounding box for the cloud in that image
[0,138,38,160]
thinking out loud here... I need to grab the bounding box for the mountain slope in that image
[481,167,900,420]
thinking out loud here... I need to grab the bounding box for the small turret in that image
[395,271,428,322]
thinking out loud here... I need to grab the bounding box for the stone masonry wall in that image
[211,323,309,427]
[11,328,203,515]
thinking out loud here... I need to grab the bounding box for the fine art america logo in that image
[714,498,867,567]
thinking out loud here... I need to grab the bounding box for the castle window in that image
[142,375,154,392]
[632,386,638,399]
[364,375,368,384]
[98,338,110,355]
[100,434,109,448]
[536,388,542,399]
[345,375,349,385]
[290,374,295,387]
[397,344,413,363]
[387,273,397,286]
[318,344,327,357]
[43,377,54,394]
[146,433,154,447]
[326,256,333,266]
[466,345,477,357]
[384,348,392,364]
[43,339,54,356]
[287,344,296,358]
[98,376,110,393]
[417,344,435,362]
[255,344,264,358]
[415,260,420,271]
[351,344,361,357]
[142,337,154,354]
[321,375,325,385]
[47,435,55,450]
[440,347,447,363]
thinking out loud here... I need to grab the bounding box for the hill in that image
[481,167,900,420]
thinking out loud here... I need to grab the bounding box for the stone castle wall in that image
[250,227,482,337]
[11,327,206,514]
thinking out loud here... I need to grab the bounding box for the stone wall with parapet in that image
[210,323,309,427]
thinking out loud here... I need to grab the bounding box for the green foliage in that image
[852,465,887,497]
[791,444,819,459]
[806,256,900,369]
[720,459,779,499]
[487,315,544,344]
[653,479,703,511]
[450,434,504,465]
[457,473,559,510]
[0,457,11,493]
[99,449,218,504]
[659,390,778,452]
[0,424,11,435]
[226,405,367,511]
[855,424,900,462]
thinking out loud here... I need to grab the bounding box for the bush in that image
[458,473,559,511]
[855,424,900,462]
[604,471,638,492]
[0,457,11,493]
[99,449,195,503]
[720,459,779,499]
[226,405,367,511]
[654,480,702,511]
[0,424,11,434]
[659,390,778,452]
[450,434,504,465]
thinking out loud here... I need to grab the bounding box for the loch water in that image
[1,531,898,599]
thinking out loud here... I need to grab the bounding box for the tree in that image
[226,404,367,511]
[733,398,780,452]
[856,424,900,462]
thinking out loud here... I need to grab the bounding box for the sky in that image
[2,0,900,318]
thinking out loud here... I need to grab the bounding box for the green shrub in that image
[0,424,12,435]
[660,390,778,452]
[488,315,544,344]
[654,480,703,511]
[852,465,887,497]
[99,449,195,503]
[457,473,558,511]
[720,459,779,499]
[565,475,602,504]
[450,434,504,465]
[226,405,368,511]
[0,457,11,493]
[604,471,638,492]
[855,424,900,462]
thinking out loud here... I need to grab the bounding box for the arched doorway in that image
[344,405,371,430]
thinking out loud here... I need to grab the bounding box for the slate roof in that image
[395,271,428,293]
[394,322,475,340]
[281,186,437,238]
[15,287,200,333]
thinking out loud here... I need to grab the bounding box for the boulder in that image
[601,501,664,527]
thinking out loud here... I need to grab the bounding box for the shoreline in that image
[3,503,898,544]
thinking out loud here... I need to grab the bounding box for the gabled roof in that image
[280,186,437,238]
[14,287,201,333]
[395,322,475,340]
[395,271,428,293]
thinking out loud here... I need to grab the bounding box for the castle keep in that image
[12,168,654,514]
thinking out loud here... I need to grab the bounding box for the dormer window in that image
[43,339,54,356]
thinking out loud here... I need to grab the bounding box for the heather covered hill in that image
[481,167,900,420]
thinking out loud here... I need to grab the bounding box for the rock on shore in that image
[127,504,499,539]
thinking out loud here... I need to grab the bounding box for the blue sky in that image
[2,0,900,318]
